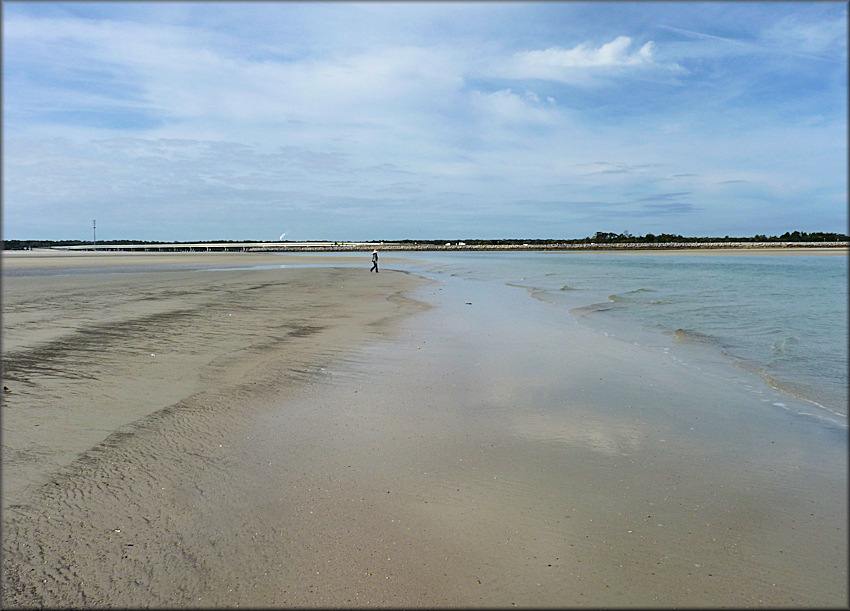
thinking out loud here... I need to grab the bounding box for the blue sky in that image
[3,1,847,242]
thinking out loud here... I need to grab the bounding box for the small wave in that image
[670,328,718,345]
[733,359,848,425]
[506,282,581,306]
[608,288,654,303]
[621,288,654,297]
[506,282,555,305]
[571,302,613,315]
[761,372,833,410]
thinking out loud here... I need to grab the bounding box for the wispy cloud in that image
[469,88,558,125]
[659,13,845,63]
[487,35,685,86]
[635,192,691,203]
[516,36,655,71]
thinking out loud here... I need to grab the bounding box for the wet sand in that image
[2,251,847,607]
[2,252,428,606]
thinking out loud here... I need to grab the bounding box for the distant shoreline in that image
[261,241,850,253]
[8,240,849,254]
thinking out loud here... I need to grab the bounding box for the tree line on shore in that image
[3,231,848,250]
[390,231,849,246]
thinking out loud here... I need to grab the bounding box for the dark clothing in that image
[370,251,379,272]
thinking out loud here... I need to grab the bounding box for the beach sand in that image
[2,251,846,607]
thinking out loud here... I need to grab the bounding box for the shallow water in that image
[389,251,848,427]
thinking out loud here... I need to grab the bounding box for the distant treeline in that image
[3,231,848,250]
[388,231,850,246]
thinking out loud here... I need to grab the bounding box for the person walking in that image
[370,249,379,273]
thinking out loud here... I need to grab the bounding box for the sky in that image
[3,1,847,242]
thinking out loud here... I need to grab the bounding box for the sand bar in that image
[2,251,846,607]
[2,249,414,271]
[2,253,427,605]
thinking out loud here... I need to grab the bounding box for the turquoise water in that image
[391,251,848,425]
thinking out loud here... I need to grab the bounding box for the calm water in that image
[392,251,848,426]
[10,250,846,426]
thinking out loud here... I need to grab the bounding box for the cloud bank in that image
[3,2,846,241]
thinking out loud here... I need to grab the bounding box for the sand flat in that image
[1,255,429,606]
[2,252,846,607]
[2,249,415,271]
[2,256,425,503]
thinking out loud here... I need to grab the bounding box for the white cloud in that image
[502,36,656,82]
[528,36,654,68]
